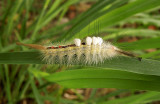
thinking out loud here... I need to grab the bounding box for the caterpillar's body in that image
[16,36,141,65]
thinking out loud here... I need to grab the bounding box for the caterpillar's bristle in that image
[16,42,46,50]
[17,36,141,65]
[115,50,142,61]
[42,37,118,65]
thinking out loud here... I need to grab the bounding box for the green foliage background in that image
[0,0,160,103]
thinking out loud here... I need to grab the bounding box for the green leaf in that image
[124,17,160,27]
[64,0,160,40]
[118,37,160,50]
[43,69,160,91]
[1,51,160,91]
[141,50,160,58]
[100,91,160,104]
[1,52,160,76]
[0,52,41,64]
[103,29,160,40]
[29,73,43,104]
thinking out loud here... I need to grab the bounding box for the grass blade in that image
[0,52,160,76]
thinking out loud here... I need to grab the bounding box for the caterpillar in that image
[16,36,142,65]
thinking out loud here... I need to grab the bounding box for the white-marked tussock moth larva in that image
[16,36,142,65]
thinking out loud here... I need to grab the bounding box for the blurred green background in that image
[1,0,160,104]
